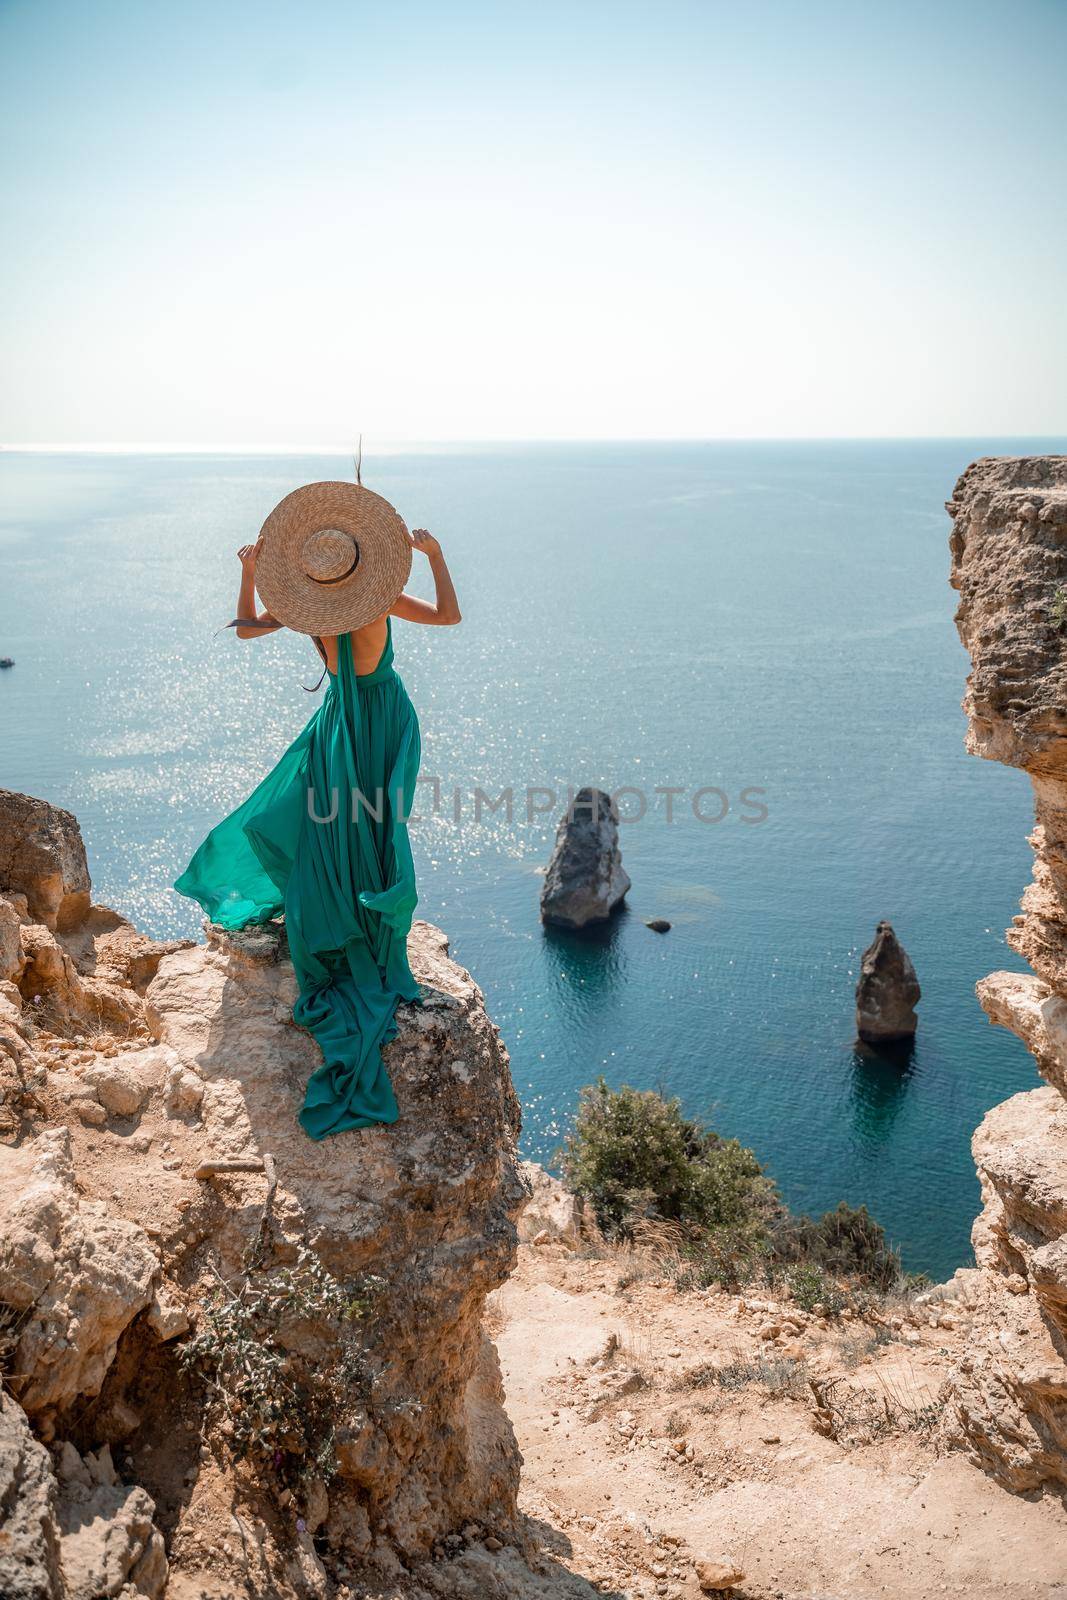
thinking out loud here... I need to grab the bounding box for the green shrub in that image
[773,1202,902,1293]
[179,1249,377,1488]
[667,1225,772,1292]
[786,1263,848,1317]
[561,1080,905,1304]
[560,1078,778,1238]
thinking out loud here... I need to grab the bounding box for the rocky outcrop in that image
[947,455,1067,1490]
[0,1391,64,1600]
[0,790,530,1597]
[540,789,631,929]
[855,921,921,1043]
[516,1161,584,1245]
[0,790,91,933]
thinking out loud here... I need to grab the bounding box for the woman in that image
[174,480,461,1140]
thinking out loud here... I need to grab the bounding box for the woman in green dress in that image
[174,482,461,1140]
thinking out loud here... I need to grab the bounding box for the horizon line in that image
[2,433,1066,456]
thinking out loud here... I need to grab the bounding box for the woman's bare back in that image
[318,616,388,677]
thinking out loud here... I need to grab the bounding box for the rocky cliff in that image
[947,455,1067,1490]
[0,790,530,1599]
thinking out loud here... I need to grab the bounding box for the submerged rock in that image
[645,917,672,933]
[540,787,631,928]
[855,921,920,1043]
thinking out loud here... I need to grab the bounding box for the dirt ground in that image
[489,1241,1067,1600]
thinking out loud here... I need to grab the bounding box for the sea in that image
[1,439,1057,1279]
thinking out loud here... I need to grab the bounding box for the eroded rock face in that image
[0,1128,159,1427]
[947,454,1067,1490]
[540,787,631,928]
[855,921,920,1042]
[516,1160,584,1244]
[0,1391,63,1600]
[0,789,529,1596]
[0,790,91,933]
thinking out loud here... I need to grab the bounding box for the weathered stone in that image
[0,895,24,983]
[540,787,631,928]
[0,788,529,1593]
[855,920,920,1041]
[0,1128,159,1421]
[0,790,91,932]
[517,1161,583,1244]
[55,1443,168,1600]
[947,455,1067,1491]
[0,1391,64,1600]
[695,1557,745,1592]
[977,970,1067,1097]
[142,916,527,1568]
[948,455,1067,776]
[80,1061,149,1118]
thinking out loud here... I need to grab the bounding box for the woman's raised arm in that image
[232,538,281,639]
[390,529,462,626]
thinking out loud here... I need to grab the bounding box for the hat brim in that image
[254,481,413,636]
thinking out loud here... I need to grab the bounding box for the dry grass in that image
[675,1355,811,1399]
[809,1369,948,1446]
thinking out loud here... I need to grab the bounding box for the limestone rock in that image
[948,455,1067,775]
[855,921,920,1042]
[141,917,527,1568]
[0,790,91,933]
[0,786,529,1594]
[54,1442,168,1600]
[0,894,24,982]
[0,1391,63,1600]
[977,969,1067,1098]
[0,1128,159,1422]
[695,1557,745,1592]
[540,788,631,928]
[946,455,1067,1491]
[516,1160,582,1244]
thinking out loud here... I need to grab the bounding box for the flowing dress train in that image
[174,621,420,1138]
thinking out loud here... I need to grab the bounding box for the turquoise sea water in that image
[0,441,1053,1277]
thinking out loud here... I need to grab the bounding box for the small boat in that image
[0,658,13,669]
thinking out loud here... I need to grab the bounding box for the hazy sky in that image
[2,0,1065,445]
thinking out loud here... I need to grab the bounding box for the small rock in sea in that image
[645,917,671,933]
[855,920,920,1043]
[540,787,631,929]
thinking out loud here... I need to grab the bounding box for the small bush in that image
[561,1081,906,1305]
[786,1263,848,1318]
[560,1078,778,1239]
[692,1355,809,1399]
[773,1202,902,1293]
[667,1225,773,1292]
[1051,587,1067,631]
[179,1249,377,1487]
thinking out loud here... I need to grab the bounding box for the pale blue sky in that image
[1,0,1065,443]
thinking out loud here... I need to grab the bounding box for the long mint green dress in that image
[174,622,420,1138]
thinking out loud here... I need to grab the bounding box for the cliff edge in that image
[947,454,1067,1489]
[0,789,533,1599]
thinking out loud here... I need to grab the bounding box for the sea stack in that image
[540,787,631,929]
[855,920,921,1043]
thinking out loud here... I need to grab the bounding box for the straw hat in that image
[253,481,412,636]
